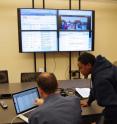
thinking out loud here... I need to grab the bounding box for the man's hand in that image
[80,100,89,107]
[35,98,44,106]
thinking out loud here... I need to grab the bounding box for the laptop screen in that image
[12,87,40,114]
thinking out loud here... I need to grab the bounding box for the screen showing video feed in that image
[58,10,94,51]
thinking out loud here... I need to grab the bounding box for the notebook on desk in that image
[75,88,90,98]
[12,87,40,123]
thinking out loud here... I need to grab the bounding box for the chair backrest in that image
[0,70,9,83]
[113,61,117,66]
[21,72,41,83]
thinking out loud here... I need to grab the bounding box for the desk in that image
[0,82,37,96]
[0,79,103,124]
[0,79,90,96]
[0,98,103,124]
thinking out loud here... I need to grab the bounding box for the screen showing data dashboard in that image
[17,8,95,52]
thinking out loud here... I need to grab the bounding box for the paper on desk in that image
[75,88,90,98]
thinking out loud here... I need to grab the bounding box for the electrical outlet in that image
[39,68,44,72]
[71,70,79,79]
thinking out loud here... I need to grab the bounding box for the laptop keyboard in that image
[23,111,32,117]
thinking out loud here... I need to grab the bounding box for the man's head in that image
[37,72,58,98]
[78,52,96,78]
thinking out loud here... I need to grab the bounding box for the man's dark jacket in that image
[88,55,117,107]
[29,94,82,124]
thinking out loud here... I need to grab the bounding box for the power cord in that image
[11,115,18,124]
[52,55,56,73]
[65,65,69,80]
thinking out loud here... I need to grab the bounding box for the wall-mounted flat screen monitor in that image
[58,10,94,51]
[17,8,95,52]
[18,9,58,52]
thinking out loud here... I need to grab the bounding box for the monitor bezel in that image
[17,8,95,53]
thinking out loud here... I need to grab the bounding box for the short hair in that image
[37,72,58,94]
[78,52,96,66]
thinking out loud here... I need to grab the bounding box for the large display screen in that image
[58,10,94,51]
[17,8,95,52]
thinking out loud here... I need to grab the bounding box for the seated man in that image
[29,72,82,124]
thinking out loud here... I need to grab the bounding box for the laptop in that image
[12,87,40,123]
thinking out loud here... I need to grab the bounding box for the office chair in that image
[113,61,117,66]
[0,70,9,83]
[21,72,41,83]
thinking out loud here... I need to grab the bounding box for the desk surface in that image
[0,79,90,95]
[0,98,103,124]
[0,79,103,124]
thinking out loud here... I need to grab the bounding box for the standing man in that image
[78,52,117,124]
[29,72,82,124]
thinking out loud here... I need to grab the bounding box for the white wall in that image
[0,0,117,83]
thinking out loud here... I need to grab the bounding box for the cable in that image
[65,65,69,80]
[52,54,56,73]
[11,115,18,124]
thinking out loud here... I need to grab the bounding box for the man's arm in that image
[29,112,45,124]
[95,78,117,106]
[87,87,95,105]
[29,115,38,124]
[80,87,95,107]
